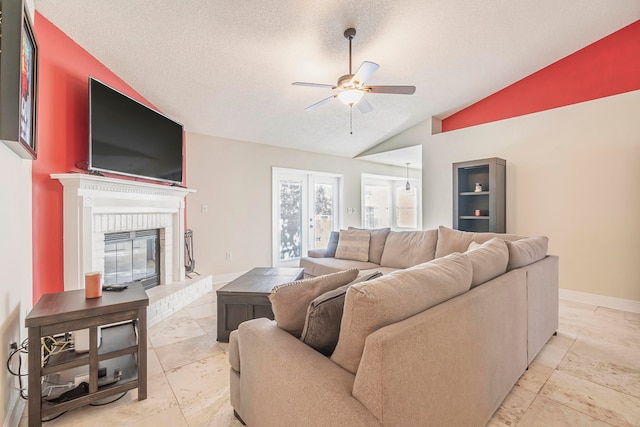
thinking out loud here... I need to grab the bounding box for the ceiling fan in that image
[292,28,416,116]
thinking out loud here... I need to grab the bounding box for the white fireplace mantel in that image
[52,173,195,291]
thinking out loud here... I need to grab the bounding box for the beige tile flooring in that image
[21,294,640,426]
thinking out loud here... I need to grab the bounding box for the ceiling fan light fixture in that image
[337,89,364,106]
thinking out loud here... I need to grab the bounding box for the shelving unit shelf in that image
[453,157,506,233]
[25,283,149,427]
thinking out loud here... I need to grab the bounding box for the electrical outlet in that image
[226,251,232,260]
[201,204,208,213]
[9,341,18,350]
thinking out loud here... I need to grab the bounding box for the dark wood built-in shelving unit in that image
[453,157,506,233]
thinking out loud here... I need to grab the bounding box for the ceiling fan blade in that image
[305,95,337,111]
[366,85,416,94]
[350,61,380,86]
[292,82,335,89]
[356,97,373,114]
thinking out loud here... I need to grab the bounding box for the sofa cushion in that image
[348,227,391,264]
[379,229,438,268]
[299,257,381,278]
[506,236,549,270]
[435,226,524,258]
[269,268,359,337]
[324,231,340,257]
[300,271,383,356]
[331,253,473,374]
[466,238,509,288]
[335,230,370,262]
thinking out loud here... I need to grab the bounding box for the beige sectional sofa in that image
[229,226,559,426]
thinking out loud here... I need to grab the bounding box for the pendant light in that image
[405,163,411,191]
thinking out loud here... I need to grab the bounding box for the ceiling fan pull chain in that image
[350,106,353,134]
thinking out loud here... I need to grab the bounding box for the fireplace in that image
[52,173,194,292]
[104,229,160,290]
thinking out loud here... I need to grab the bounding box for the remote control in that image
[102,284,128,291]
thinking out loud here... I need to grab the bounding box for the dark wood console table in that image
[216,267,304,342]
[25,283,149,426]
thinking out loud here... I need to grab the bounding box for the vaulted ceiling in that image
[35,1,640,166]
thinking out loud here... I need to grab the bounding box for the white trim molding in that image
[51,173,195,291]
[559,288,640,314]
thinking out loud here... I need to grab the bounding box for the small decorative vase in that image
[474,183,483,193]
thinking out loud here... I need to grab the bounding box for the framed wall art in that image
[0,0,39,159]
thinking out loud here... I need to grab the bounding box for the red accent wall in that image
[32,14,181,302]
[442,20,640,132]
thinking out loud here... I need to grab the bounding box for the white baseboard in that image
[3,394,25,427]
[559,288,640,314]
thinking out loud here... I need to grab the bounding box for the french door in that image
[272,168,342,267]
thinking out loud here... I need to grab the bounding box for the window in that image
[362,174,421,230]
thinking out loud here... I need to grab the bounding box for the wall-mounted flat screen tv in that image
[89,77,183,184]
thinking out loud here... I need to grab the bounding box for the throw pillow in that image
[269,268,359,337]
[300,271,383,356]
[331,253,473,374]
[506,236,549,270]
[324,231,340,257]
[348,227,391,264]
[465,237,509,288]
[435,226,524,258]
[335,230,370,262]
[379,229,438,268]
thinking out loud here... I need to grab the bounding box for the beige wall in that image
[0,144,32,425]
[185,133,418,275]
[422,90,640,302]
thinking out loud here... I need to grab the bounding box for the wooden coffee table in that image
[216,267,304,342]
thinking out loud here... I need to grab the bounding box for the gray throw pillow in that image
[269,268,359,337]
[300,271,383,356]
[324,231,340,257]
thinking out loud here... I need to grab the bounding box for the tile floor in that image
[20,292,640,426]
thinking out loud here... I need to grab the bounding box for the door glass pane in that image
[363,184,390,228]
[279,180,303,261]
[396,185,418,228]
[314,183,334,249]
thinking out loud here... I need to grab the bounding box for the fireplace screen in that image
[104,229,160,289]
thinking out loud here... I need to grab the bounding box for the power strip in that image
[74,373,89,387]
[73,367,107,386]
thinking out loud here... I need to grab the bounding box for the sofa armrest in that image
[235,318,381,427]
[523,255,559,363]
[307,248,327,258]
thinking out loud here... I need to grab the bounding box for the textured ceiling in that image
[35,1,640,165]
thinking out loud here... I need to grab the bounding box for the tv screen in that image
[89,77,183,184]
